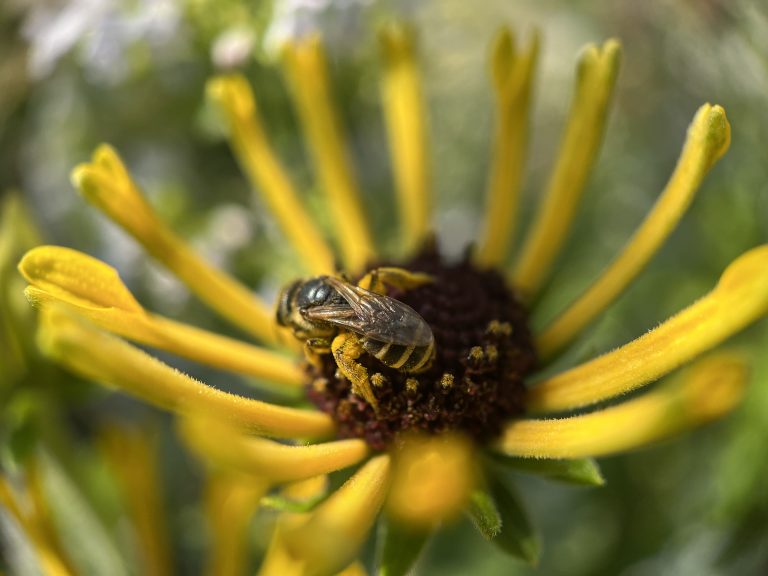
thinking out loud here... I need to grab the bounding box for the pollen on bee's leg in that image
[405,378,419,395]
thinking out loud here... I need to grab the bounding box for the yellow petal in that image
[100,426,172,576]
[280,475,329,503]
[179,416,368,482]
[19,245,142,313]
[498,353,747,458]
[537,104,731,359]
[257,514,311,576]
[512,39,622,298]
[204,471,269,576]
[335,562,368,576]
[20,246,303,388]
[527,244,768,413]
[71,145,277,344]
[283,455,391,576]
[379,23,431,256]
[475,28,539,268]
[207,75,335,275]
[282,36,375,273]
[37,307,334,439]
[386,433,476,527]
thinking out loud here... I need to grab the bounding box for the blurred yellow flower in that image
[11,23,767,576]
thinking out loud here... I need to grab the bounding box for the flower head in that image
[12,22,767,575]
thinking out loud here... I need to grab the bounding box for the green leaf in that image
[487,477,540,565]
[489,453,605,486]
[260,492,325,513]
[37,452,129,576]
[376,515,431,576]
[465,488,502,539]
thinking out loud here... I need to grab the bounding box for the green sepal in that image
[466,488,502,539]
[376,514,432,576]
[260,492,326,513]
[467,477,540,565]
[489,453,605,486]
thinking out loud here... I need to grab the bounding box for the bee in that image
[276,267,435,409]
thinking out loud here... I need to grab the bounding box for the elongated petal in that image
[528,245,768,413]
[37,308,334,439]
[282,36,375,273]
[258,515,310,576]
[512,40,621,298]
[100,427,172,576]
[205,472,269,576]
[283,455,391,576]
[379,23,431,256]
[475,28,539,267]
[386,434,475,527]
[179,416,368,482]
[500,353,747,458]
[71,145,277,344]
[538,104,731,358]
[262,476,329,513]
[20,246,302,388]
[207,75,335,275]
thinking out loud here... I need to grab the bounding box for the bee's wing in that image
[302,305,367,333]
[323,276,433,347]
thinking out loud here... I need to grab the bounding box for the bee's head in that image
[276,279,301,328]
[276,277,342,339]
[295,276,337,309]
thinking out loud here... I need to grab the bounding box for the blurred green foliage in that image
[0,0,767,574]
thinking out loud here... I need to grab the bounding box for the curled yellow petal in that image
[207,75,335,275]
[37,307,334,439]
[475,27,539,268]
[19,245,142,313]
[537,104,731,359]
[205,471,269,576]
[71,145,277,344]
[379,23,431,256]
[386,433,476,527]
[498,353,747,458]
[282,36,375,273]
[512,39,621,298]
[179,416,369,482]
[283,455,391,576]
[528,245,768,413]
[100,426,172,576]
[20,246,302,388]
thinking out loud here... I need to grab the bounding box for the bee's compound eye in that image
[276,280,301,325]
[304,279,332,306]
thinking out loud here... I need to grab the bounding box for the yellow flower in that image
[14,24,767,576]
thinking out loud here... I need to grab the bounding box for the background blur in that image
[1,0,768,574]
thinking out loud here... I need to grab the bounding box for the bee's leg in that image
[331,333,379,411]
[358,267,433,295]
[304,338,331,369]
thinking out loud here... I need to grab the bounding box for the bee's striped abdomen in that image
[363,338,434,373]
